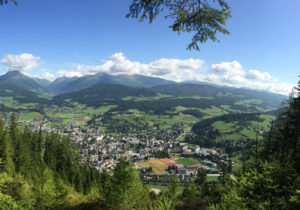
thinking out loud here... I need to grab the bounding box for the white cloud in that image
[34,72,56,82]
[56,70,83,78]
[55,52,206,82]
[211,60,245,77]
[247,69,272,80]
[0,53,42,73]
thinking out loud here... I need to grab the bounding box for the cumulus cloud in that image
[34,72,56,82]
[56,70,83,78]
[247,69,272,80]
[0,53,42,73]
[212,60,245,77]
[55,52,206,82]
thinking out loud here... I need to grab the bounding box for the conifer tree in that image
[168,173,179,200]
[2,132,15,176]
[107,157,145,209]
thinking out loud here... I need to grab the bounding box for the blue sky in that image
[0,0,299,94]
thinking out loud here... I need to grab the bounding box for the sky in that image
[0,0,299,95]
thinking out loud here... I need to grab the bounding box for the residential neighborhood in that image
[18,113,231,184]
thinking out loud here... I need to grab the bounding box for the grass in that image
[122,94,173,102]
[259,114,276,122]
[240,128,256,139]
[45,104,118,128]
[174,106,189,113]
[234,99,263,107]
[176,135,185,141]
[128,109,145,116]
[206,176,219,182]
[81,105,117,115]
[137,159,168,174]
[212,121,235,132]
[225,133,243,141]
[176,158,199,167]
[19,112,44,121]
[140,115,176,129]
[175,114,198,124]
[146,184,184,193]
[199,106,229,118]
[0,96,15,106]
[14,103,38,109]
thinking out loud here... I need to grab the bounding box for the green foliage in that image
[106,157,147,209]
[0,0,17,5]
[212,161,299,209]
[212,88,300,209]
[168,173,179,200]
[152,193,174,210]
[2,132,15,175]
[0,113,105,209]
[127,0,231,51]
[194,168,207,187]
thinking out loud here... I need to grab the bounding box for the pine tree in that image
[2,132,15,176]
[168,173,179,200]
[107,157,145,209]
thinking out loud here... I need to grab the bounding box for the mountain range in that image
[47,72,175,94]
[0,70,287,109]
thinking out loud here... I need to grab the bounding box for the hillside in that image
[0,71,47,94]
[0,83,50,112]
[33,78,52,87]
[47,73,174,94]
[53,83,157,106]
[191,112,275,142]
[152,83,286,106]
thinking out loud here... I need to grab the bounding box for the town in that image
[18,112,232,185]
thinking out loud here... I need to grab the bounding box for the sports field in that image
[137,159,168,174]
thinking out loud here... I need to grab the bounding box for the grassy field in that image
[137,159,168,174]
[240,128,256,139]
[208,113,276,141]
[206,175,219,182]
[121,94,172,102]
[140,115,176,129]
[175,113,198,124]
[19,112,44,121]
[176,158,199,167]
[174,106,189,113]
[199,106,229,118]
[225,133,243,141]
[0,96,16,106]
[212,121,235,132]
[234,99,263,107]
[146,184,184,193]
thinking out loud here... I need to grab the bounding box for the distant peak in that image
[6,70,23,76]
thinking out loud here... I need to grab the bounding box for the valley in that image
[0,70,286,186]
[1,2,299,209]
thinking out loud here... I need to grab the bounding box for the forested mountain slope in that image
[0,83,50,112]
[53,83,157,106]
[152,83,286,106]
[47,73,174,94]
[0,71,47,94]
